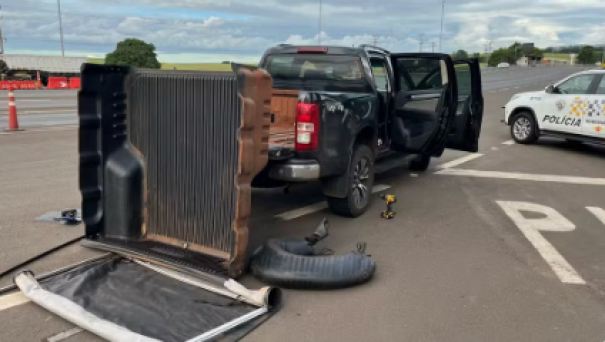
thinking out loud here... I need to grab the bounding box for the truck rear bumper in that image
[268,159,320,181]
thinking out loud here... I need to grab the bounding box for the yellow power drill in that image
[379,194,397,219]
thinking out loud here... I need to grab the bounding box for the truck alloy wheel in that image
[352,157,371,208]
[327,144,374,217]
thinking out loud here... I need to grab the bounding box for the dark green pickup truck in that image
[257,44,485,217]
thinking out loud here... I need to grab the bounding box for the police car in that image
[503,69,605,145]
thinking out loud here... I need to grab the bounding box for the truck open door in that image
[446,58,484,152]
[388,53,458,155]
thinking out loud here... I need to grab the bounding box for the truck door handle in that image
[410,94,440,100]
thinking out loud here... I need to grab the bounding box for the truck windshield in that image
[263,54,372,92]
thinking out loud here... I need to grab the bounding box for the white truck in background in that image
[0,54,87,86]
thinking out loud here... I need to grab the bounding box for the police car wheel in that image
[511,112,538,144]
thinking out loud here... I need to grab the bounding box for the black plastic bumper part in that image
[250,237,376,289]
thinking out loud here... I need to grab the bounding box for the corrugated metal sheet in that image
[1,54,86,73]
[128,71,243,255]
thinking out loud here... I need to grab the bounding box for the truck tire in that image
[510,111,538,144]
[326,144,374,218]
[408,154,431,172]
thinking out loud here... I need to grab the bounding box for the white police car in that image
[503,69,605,145]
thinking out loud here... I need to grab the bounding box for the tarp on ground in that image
[17,256,275,342]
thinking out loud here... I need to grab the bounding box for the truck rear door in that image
[388,53,458,155]
[447,58,484,152]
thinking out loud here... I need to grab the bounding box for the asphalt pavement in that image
[0,89,76,117]
[1,66,605,342]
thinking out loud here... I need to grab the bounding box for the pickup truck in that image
[255,44,484,217]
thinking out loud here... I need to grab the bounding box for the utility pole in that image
[431,42,436,52]
[373,35,377,46]
[317,0,322,45]
[57,0,65,56]
[0,6,5,55]
[418,34,425,52]
[439,0,445,52]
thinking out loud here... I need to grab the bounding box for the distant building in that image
[541,58,569,66]
[516,55,544,66]
[515,42,543,66]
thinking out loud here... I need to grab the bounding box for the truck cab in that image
[255,44,484,217]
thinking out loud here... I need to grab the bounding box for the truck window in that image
[370,58,389,91]
[264,54,372,92]
[455,64,472,97]
[397,58,444,91]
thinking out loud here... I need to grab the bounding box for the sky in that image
[0,0,604,63]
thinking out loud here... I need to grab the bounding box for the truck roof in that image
[264,44,390,56]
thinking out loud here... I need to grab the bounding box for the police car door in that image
[582,74,605,138]
[541,73,600,135]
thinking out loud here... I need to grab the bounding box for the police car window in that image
[557,74,595,95]
[370,58,389,91]
[596,76,605,95]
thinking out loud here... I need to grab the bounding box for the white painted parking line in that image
[275,184,391,221]
[503,88,510,91]
[47,328,84,342]
[0,292,30,311]
[502,140,515,145]
[0,125,78,135]
[587,207,605,225]
[438,153,484,170]
[497,201,586,285]
[436,169,605,186]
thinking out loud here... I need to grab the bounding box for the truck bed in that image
[269,89,297,148]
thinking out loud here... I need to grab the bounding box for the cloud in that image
[1,0,603,62]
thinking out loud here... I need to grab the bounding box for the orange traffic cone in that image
[7,86,20,131]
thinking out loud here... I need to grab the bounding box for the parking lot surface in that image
[2,66,605,342]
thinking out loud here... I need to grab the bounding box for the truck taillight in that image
[295,103,320,151]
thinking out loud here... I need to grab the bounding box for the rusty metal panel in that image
[78,63,271,278]
[270,89,298,131]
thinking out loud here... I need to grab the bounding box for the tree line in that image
[102,37,605,70]
[454,43,604,67]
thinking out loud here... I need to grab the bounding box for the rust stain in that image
[146,233,230,260]
[130,144,148,237]
[229,67,273,278]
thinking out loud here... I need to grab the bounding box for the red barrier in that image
[14,81,37,89]
[69,77,81,89]
[0,81,37,90]
[47,77,69,89]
